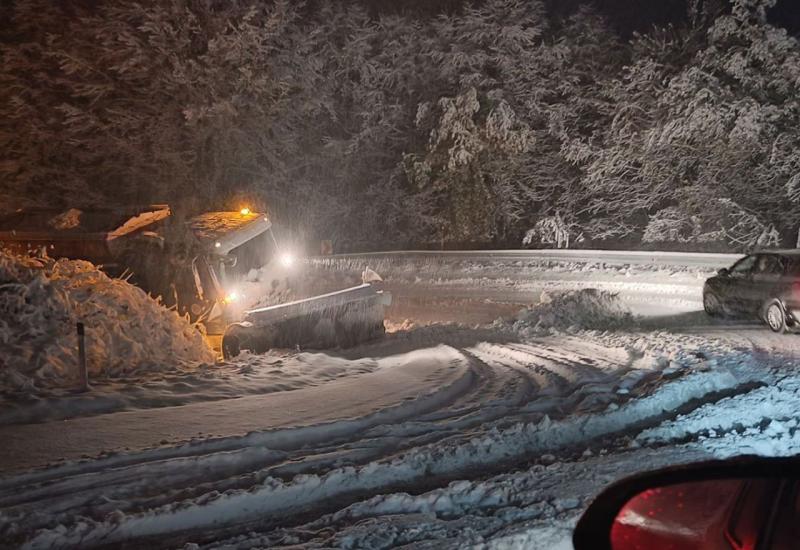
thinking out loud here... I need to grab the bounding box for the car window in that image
[754,254,785,276]
[730,255,757,275]
[785,258,800,275]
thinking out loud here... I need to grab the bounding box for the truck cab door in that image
[190,256,224,318]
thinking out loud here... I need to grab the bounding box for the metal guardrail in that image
[311,249,743,269]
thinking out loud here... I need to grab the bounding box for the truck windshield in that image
[227,227,277,279]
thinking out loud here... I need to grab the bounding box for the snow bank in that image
[0,250,214,391]
[509,289,634,335]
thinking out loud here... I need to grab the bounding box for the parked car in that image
[702,250,800,333]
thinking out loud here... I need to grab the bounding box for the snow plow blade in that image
[221,284,391,358]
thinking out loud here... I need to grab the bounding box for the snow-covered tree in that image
[2,1,323,214]
[581,0,800,248]
[4,0,800,251]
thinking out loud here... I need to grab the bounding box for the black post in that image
[77,322,89,392]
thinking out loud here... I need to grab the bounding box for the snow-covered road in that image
[0,346,470,473]
[4,250,800,549]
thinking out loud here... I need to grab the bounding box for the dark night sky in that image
[357,0,800,37]
[572,0,800,36]
[770,0,800,35]
[10,1,798,37]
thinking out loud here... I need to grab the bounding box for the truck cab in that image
[0,205,291,330]
[187,210,294,329]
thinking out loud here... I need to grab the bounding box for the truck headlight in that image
[279,253,295,267]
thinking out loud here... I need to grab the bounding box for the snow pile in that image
[0,250,214,390]
[510,289,634,335]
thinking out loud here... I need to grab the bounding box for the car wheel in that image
[765,301,787,334]
[703,291,722,317]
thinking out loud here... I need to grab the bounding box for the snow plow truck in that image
[0,205,390,358]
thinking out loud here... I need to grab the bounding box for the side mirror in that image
[573,456,800,550]
[717,267,730,277]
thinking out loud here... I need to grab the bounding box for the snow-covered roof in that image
[188,211,271,254]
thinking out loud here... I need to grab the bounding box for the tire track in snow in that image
[18,361,766,549]
[0,340,612,540]
[1,345,523,532]
[0,347,476,499]
[0,344,531,521]
[2,333,772,549]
